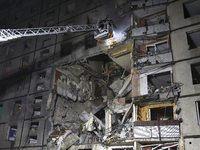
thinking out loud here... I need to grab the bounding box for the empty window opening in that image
[36,83,44,91]
[13,101,21,115]
[30,122,39,131]
[183,0,200,19]
[42,39,51,47]
[95,108,105,123]
[145,13,166,26]
[21,56,29,69]
[66,3,75,14]
[35,96,43,103]
[196,101,200,125]
[150,106,174,121]
[4,62,11,74]
[33,108,41,116]
[17,79,25,91]
[29,136,37,144]
[6,45,15,56]
[0,105,2,117]
[148,71,171,93]
[46,11,54,17]
[191,63,200,84]
[39,72,46,79]
[8,125,18,141]
[41,49,49,57]
[187,30,200,49]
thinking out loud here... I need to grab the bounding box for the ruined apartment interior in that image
[0,0,200,150]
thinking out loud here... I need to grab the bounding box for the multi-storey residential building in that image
[0,0,199,150]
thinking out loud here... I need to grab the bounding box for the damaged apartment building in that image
[0,0,200,150]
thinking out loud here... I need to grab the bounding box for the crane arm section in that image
[0,24,99,42]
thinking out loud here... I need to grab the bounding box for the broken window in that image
[36,83,44,91]
[17,79,25,91]
[8,125,17,141]
[38,72,46,79]
[4,62,11,74]
[40,49,49,57]
[30,122,39,131]
[148,71,171,93]
[183,0,200,19]
[145,13,166,26]
[66,3,75,14]
[0,105,2,117]
[196,101,200,125]
[150,106,174,121]
[147,46,155,56]
[6,45,15,56]
[29,136,37,144]
[187,30,200,49]
[191,63,200,84]
[13,101,21,115]
[21,56,29,69]
[35,96,43,103]
[46,11,54,17]
[33,108,41,116]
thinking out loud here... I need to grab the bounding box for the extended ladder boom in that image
[0,24,99,42]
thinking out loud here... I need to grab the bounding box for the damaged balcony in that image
[131,5,170,38]
[133,37,173,68]
[134,103,180,141]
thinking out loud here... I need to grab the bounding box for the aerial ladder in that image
[0,19,114,42]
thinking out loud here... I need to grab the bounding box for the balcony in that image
[134,120,180,140]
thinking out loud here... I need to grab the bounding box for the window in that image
[48,1,55,8]
[147,46,155,56]
[30,122,39,131]
[45,20,54,26]
[66,3,75,14]
[8,125,18,141]
[0,105,3,117]
[33,108,41,116]
[13,101,21,115]
[42,39,51,47]
[187,30,200,49]
[38,72,46,79]
[156,41,169,54]
[191,63,200,84]
[149,106,174,121]
[183,0,200,19]
[40,49,49,57]
[46,11,54,17]
[17,79,25,91]
[23,39,31,49]
[4,62,11,74]
[35,96,42,103]
[38,61,47,68]
[28,21,35,28]
[196,101,200,124]
[36,83,44,91]
[145,13,166,26]
[6,45,15,56]
[29,136,37,144]
[21,56,29,69]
